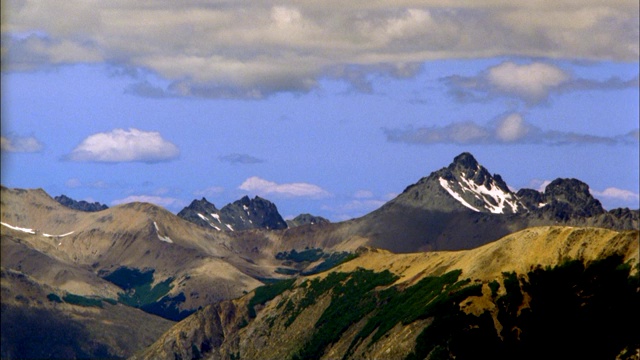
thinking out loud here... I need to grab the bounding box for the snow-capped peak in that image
[437,154,524,214]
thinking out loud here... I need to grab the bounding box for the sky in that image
[1,1,639,221]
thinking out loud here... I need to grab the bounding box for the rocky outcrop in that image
[177,196,288,232]
[54,194,108,212]
[286,214,330,228]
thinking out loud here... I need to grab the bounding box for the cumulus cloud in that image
[111,195,183,208]
[1,134,43,153]
[239,176,330,198]
[486,62,569,102]
[65,128,179,163]
[384,113,639,146]
[219,153,265,165]
[2,2,637,98]
[494,113,532,142]
[527,179,553,192]
[591,187,640,203]
[444,61,639,105]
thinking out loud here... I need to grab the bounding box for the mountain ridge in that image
[177,195,288,232]
[54,194,109,212]
[131,225,639,360]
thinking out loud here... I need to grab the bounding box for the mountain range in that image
[1,152,638,359]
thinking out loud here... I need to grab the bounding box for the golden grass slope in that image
[0,186,266,309]
[132,225,639,360]
[325,226,639,285]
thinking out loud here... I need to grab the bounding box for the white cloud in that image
[111,195,183,208]
[66,128,179,163]
[2,2,637,98]
[487,62,569,102]
[239,176,330,198]
[385,113,639,146]
[495,113,531,142]
[528,179,552,192]
[1,134,43,153]
[444,61,638,105]
[591,187,639,202]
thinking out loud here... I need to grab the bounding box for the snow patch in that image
[538,203,548,208]
[225,224,235,231]
[458,176,520,214]
[1,222,36,234]
[43,231,74,238]
[153,221,173,243]
[439,178,480,212]
[211,213,221,222]
[197,213,208,221]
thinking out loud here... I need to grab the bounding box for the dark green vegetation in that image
[302,252,358,275]
[245,254,638,360]
[405,254,640,360]
[101,266,193,321]
[47,292,117,308]
[291,269,399,360]
[248,278,296,318]
[347,270,479,355]
[62,293,105,308]
[276,248,324,263]
[47,293,62,303]
[101,267,154,290]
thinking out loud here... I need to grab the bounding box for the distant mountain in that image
[133,226,640,360]
[177,196,288,231]
[286,214,330,228]
[277,152,638,253]
[0,186,348,358]
[55,194,108,212]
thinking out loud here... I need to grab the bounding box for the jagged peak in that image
[450,152,480,170]
[544,178,590,195]
[186,197,218,209]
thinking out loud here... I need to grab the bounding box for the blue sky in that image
[1,1,638,221]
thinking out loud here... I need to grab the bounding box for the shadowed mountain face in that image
[275,152,638,253]
[175,152,636,254]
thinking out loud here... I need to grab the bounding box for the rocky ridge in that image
[286,214,331,228]
[54,194,108,212]
[177,196,288,232]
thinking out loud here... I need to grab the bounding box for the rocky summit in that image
[54,194,109,212]
[177,195,288,232]
[286,214,331,228]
